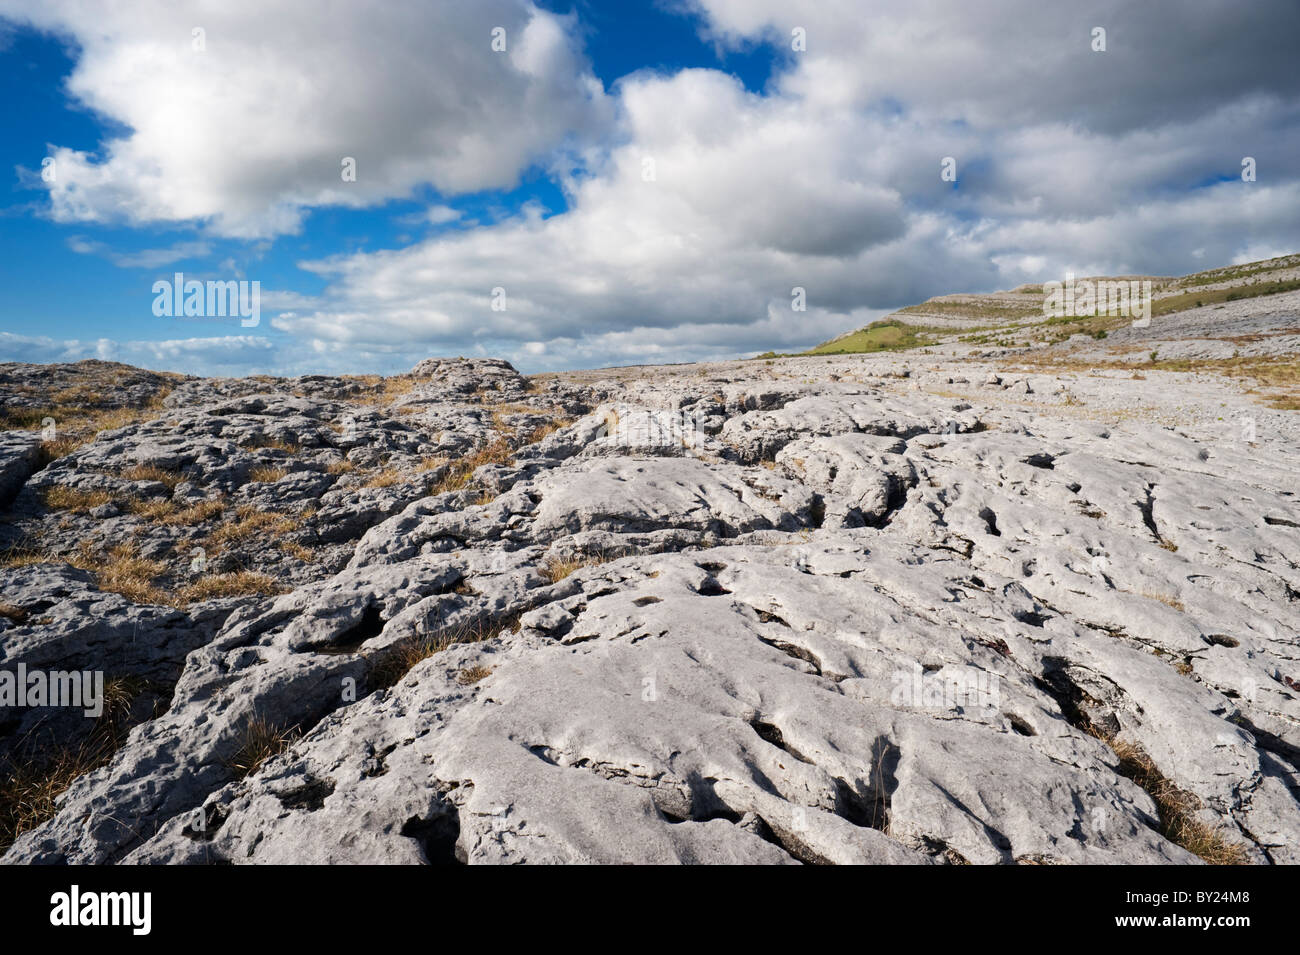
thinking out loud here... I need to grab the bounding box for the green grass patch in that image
[805,320,938,355]
[1152,278,1300,316]
[1173,254,1298,288]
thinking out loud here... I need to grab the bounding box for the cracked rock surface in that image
[2,353,1297,864]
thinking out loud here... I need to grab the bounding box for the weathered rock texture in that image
[1,351,1297,865]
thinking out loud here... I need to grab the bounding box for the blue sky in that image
[0,1,785,374]
[1,1,1297,376]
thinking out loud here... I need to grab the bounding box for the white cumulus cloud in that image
[5,0,611,238]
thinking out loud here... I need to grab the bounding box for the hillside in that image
[810,252,1300,362]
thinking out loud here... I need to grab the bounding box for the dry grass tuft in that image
[0,602,28,624]
[0,545,47,570]
[539,551,617,584]
[129,497,225,527]
[10,531,280,607]
[489,408,520,430]
[276,540,315,562]
[42,486,115,513]
[326,458,356,475]
[249,465,289,483]
[523,419,569,445]
[379,376,416,405]
[224,717,301,779]
[208,506,300,547]
[0,407,66,430]
[361,468,404,488]
[1139,589,1186,613]
[337,374,417,407]
[456,664,494,685]
[89,404,170,434]
[161,496,224,527]
[120,463,183,489]
[0,676,155,851]
[429,436,514,494]
[0,742,108,852]
[37,436,81,464]
[368,636,454,690]
[173,571,284,604]
[1102,734,1248,865]
[48,385,105,405]
[93,544,167,603]
[125,498,177,522]
[368,615,518,690]
[241,436,300,453]
[5,393,173,465]
[426,418,572,495]
[67,541,167,604]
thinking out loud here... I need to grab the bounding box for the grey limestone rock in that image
[2,350,1298,865]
